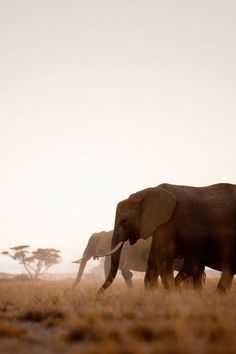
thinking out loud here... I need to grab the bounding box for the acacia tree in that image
[2,245,61,279]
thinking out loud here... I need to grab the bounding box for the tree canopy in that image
[2,246,61,279]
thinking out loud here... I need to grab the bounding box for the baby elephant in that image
[72,230,205,288]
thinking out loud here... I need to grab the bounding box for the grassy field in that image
[0,278,235,354]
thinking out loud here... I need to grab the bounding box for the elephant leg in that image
[144,239,159,289]
[175,257,205,289]
[72,260,88,289]
[158,254,175,289]
[192,265,205,289]
[174,270,189,288]
[104,256,111,280]
[217,266,234,293]
[152,227,176,290]
[121,268,133,287]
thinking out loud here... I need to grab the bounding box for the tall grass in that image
[0,278,235,353]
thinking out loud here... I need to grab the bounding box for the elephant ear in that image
[140,187,176,239]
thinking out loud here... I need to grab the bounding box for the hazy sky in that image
[0,0,235,273]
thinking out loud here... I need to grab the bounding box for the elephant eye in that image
[120,219,126,226]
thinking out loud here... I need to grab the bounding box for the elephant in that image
[72,230,205,289]
[72,230,151,288]
[98,183,236,294]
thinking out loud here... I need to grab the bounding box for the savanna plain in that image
[0,278,235,354]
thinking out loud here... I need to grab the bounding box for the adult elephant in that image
[72,230,152,288]
[98,183,236,294]
[72,230,204,288]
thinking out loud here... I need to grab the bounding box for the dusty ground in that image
[0,278,235,354]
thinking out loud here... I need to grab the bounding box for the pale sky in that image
[0,0,235,274]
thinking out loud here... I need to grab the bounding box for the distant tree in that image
[2,245,61,279]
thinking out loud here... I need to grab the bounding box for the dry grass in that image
[0,278,235,354]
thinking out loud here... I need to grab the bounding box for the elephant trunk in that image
[72,259,89,288]
[72,244,92,289]
[97,233,124,294]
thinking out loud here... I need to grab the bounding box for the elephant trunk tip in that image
[96,287,105,299]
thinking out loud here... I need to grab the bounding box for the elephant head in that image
[72,231,112,288]
[98,185,176,293]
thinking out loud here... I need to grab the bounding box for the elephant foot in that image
[144,272,159,289]
[163,285,173,291]
[216,269,233,294]
[174,277,182,288]
[161,275,175,290]
[144,279,159,291]
[216,284,228,295]
[125,279,134,288]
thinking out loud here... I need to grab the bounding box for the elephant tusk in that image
[71,256,87,264]
[93,241,124,258]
